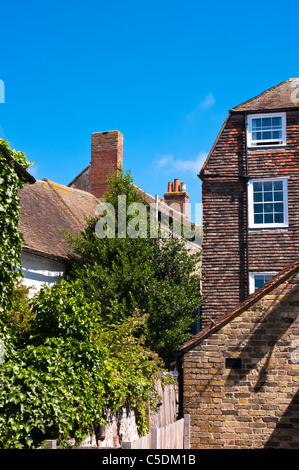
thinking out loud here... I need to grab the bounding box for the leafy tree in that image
[67,170,202,357]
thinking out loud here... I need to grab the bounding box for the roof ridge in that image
[44,179,84,228]
[44,177,97,198]
[230,80,288,111]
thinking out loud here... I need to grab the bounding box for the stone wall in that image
[182,269,299,449]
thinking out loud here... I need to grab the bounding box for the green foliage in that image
[0,139,31,317]
[67,169,202,357]
[0,280,162,448]
[4,279,34,335]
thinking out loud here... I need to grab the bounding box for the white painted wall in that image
[21,252,65,296]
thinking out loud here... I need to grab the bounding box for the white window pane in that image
[263,181,273,192]
[255,276,265,289]
[254,192,263,202]
[274,203,284,213]
[273,180,283,191]
[272,117,282,128]
[254,214,263,224]
[262,131,272,140]
[262,118,272,129]
[274,190,283,201]
[272,131,282,139]
[253,182,262,191]
[252,118,261,130]
[254,203,263,213]
[264,213,273,223]
[264,191,273,202]
[252,131,262,140]
[274,213,284,223]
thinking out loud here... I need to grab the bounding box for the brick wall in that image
[90,130,123,199]
[68,131,124,199]
[201,177,247,323]
[182,268,299,449]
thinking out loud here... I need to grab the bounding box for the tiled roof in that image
[179,259,299,353]
[19,179,100,261]
[230,79,299,112]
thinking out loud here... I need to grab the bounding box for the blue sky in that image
[1,0,299,224]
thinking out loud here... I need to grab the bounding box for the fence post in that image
[150,427,158,449]
[41,440,57,449]
[183,414,190,449]
[122,441,132,449]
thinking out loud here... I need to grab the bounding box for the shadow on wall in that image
[264,388,299,448]
[225,280,299,392]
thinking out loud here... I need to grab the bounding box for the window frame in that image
[249,272,278,294]
[248,177,288,229]
[247,112,286,148]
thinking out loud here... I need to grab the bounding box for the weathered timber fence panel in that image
[150,379,179,428]
[122,415,190,450]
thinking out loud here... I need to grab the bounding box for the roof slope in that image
[179,260,299,353]
[19,179,99,261]
[230,79,299,112]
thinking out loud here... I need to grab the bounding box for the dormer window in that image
[247,113,286,147]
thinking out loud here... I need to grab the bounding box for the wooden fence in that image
[150,379,179,428]
[122,415,190,449]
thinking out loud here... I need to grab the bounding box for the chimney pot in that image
[167,182,173,192]
[174,178,180,192]
[181,181,186,191]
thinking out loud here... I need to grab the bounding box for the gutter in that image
[172,350,184,419]
[0,146,36,184]
[229,106,299,115]
[244,112,250,297]
[198,173,249,180]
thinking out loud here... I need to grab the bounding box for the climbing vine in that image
[0,139,31,317]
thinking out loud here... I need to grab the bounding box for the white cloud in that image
[200,92,215,110]
[155,151,208,175]
[184,93,215,123]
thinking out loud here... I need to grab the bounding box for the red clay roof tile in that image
[19,179,99,261]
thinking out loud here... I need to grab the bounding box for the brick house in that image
[199,79,299,327]
[178,261,299,449]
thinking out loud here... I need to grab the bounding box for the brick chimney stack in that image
[164,178,189,217]
[90,130,123,199]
